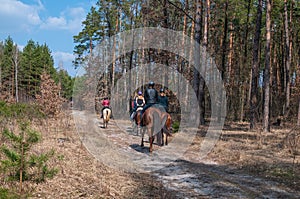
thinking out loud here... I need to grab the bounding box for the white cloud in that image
[0,0,42,33]
[0,0,85,34]
[52,51,74,62]
[41,16,67,29]
[41,7,86,33]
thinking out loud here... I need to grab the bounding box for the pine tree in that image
[0,122,57,194]
[0,37,16,102]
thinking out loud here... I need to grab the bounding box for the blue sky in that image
[0,0,96,76]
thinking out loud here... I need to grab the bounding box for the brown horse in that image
[133,107,143,135]
[141,107,171,152]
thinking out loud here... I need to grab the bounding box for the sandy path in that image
[72,110,299,198]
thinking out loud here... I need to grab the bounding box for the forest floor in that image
[7,110,299,198]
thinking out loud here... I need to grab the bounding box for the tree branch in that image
[166,0,195,22]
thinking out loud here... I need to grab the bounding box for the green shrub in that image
[0,187,18,199]
[172,121,180,133]
[0,122,58,194]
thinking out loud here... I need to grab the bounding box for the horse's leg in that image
[161,130,164,146]
[165,132,168,145]
[141,128,144,147]
[136,111,141,136]
[141,137,144,147]
[149,136,154,153]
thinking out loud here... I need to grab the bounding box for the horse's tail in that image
[106,109,111,122]
[152,109,161,136]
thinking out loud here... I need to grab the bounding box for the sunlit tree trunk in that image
[14,48,19,102]
[186,11,195,111]
[111,8,120,89]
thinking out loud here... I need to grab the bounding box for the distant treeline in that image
[0,36,74,103]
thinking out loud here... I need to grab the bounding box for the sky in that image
[0,0,97,77]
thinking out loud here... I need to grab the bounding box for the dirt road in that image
[72,110,299,198]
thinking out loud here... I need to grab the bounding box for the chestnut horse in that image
[133,107,143,135]
[102,108,111,128]
[141,107,171,152]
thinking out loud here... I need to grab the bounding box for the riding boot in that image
[130,112,136,120]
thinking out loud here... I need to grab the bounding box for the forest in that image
[73,0,300,132]
[0,37,74,103]
[0,0,300,198]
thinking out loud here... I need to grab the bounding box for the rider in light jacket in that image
[130,91,145,120]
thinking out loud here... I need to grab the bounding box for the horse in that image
[133,107,143,135]
[141,107,171,152]
[102,108,111,128]
[159,112,172,146]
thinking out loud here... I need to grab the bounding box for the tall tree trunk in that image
[11,55,14,98]
[297,97,300,126]
[0,65,1,91]
[128,21,134,110]
[245,0,252,109]
[178,0,188,102]
[111,12,119,89]
[163,0,169,88]
[14,49,19,102]
[220,0,227,122]
[227,23,233,86]
[297,65,300,126]
[263,0,272,132]
[250,0,263,130]
[186,12,195,112]
[284,0,291,116]
[194,0,205,125]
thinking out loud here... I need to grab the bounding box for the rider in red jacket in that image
[102,98,110,107]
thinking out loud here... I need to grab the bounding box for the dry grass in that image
[0,110,177,199]
[206,122,300,190]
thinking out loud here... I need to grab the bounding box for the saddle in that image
[136,107,143,112]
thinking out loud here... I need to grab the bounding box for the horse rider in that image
[100,97,111,118]
[141,81,159,119]
[130,91,145,120]
[158,88,169,113]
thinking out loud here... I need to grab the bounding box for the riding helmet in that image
[149,81,155,87]
[138,91,142,95]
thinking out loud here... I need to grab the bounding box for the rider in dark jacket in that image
[158,88,169,112]
[141,81,158,117]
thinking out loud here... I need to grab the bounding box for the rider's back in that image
[145,88,158,104]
